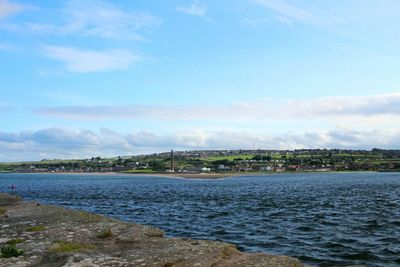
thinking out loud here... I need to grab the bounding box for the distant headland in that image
[1,148,399,176]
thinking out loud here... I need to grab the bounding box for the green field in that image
[203,154,255,161]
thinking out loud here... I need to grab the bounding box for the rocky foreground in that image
[0,193,310,267]
[0,193,368,267]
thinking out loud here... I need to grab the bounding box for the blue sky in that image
[1,0,400,161]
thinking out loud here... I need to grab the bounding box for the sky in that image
[1,0,400,161]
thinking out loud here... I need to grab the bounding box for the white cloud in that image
[252,0,322,27]
[0,127,399,161]
[3,0,159,40]
[62,0,158,40]
[42,45,141,73]
[0,0,26,19]
[177,1,210,20]
[287,93,400,116]
[35,93,400,120]
[0,128,132,161]
[1,1,158,74]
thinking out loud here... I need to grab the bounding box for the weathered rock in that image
[0,193,309,267]
[116,225,164,243]
[0,193,21,206]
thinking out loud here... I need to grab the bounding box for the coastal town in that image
[1,148,400,174]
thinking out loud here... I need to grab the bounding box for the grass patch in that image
[26,225,46,232]
[96,229,113,239]
[219,245,239,259]
[75,211,104,223]
[0,245,24,258]
[50,241,95,253]
[5,239,24,246]
[0,208,6,215]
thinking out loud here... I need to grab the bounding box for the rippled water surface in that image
[2,172,400,266]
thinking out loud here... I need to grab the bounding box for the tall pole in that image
[170,150,174,172]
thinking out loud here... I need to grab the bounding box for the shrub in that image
[26,225,46,232]
[50,241,95,253]
[96,229,113,239]
[0,245,24,258]
[5,239,24,245]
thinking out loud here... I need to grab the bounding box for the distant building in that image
[201,167,211,172]
[274,167,286,173]
[259,166,273,171]
[217,165,231,172]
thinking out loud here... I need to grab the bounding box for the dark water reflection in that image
[2,172,400,266]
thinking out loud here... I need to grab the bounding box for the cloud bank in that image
[35,93,400,121]
[0,127,399,162]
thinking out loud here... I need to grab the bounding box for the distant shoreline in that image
[2,170,387,180]
[2,171,234,179]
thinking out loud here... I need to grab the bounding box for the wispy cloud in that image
[176,1,210,20]
[61,0,159,40]
[1,127,399,161]
[2,0,159,40]
[42,45,142,73]
[0,42,17,52]
[0,0,27,19]
[0,101,13,112]
[35,93,400,120]
[1,1,159,74]
[252,0,322,27]
[275,15,293,27]
[241,17,269,27]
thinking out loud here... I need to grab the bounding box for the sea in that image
[1,172,400,266]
